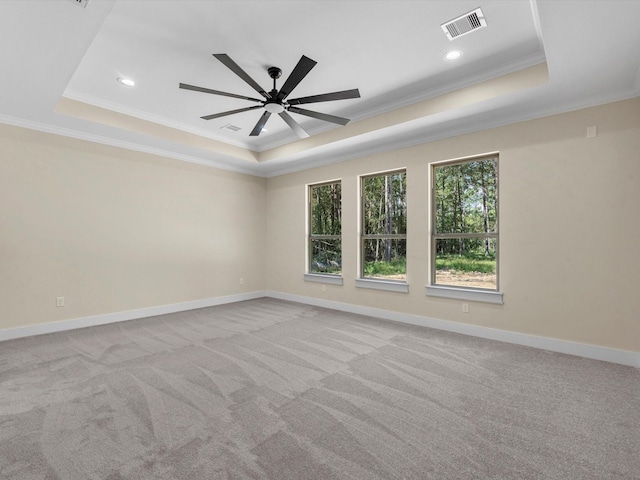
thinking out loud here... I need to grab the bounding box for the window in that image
[308,181,342,276]
[360,170,407,282]
[431,155,498,291]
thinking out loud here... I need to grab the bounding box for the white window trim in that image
[304,273,343,286]
[430,153,501,295]
[307,179,342,277]
[356,278,409,293]
[425,285,503,304]
[359,168,408,285]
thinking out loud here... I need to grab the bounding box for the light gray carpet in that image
[0,298,638,479]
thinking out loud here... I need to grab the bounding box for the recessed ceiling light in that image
[444,50,463,61]
[117,77,135,87]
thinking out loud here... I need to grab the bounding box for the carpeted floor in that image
[0,298,638,479]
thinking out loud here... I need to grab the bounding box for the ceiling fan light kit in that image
[180,54,361,138]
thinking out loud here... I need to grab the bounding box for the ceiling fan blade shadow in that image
[288,107,350,126]
[250,111,271,136]
[288,89,360,105]
[279,111,310,139]
[179,83,263,103]
[213,54,270,99]
[201,105,263,121]
[277,55,317,101]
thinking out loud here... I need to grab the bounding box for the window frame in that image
[357,169,408,291]
[306,179,343,283]
[427,154,503,304]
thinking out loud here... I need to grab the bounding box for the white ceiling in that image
[1,1,639,177]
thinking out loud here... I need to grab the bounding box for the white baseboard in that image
[2,289,637,368]
[266,291,640,368]
[0,291,266,342]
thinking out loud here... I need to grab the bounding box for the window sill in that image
[425,285,503,304]
[304,274,343,286]
[356,278,409,293]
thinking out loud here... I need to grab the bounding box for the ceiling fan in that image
[179,54,361,138]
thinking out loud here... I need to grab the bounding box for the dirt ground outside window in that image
[435,270,496,289]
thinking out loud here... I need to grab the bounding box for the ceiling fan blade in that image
[213,53,270,99]
[279,111,310,139]
[250,111,271,136]
[200,105,263,121]
[288,89,361,106]
[288,106,350,126]
[179,83,263,103]
[277,55,317,101]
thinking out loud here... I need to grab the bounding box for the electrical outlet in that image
[239,277,244,285]
[462,303,469,313]
[56,297,65,307]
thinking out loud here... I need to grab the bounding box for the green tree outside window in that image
[361,171,407,281]
[432,157,498,290]
[309,181,342,275]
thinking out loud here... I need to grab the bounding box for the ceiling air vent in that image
[441,8,486,40]
[220,124,241,132]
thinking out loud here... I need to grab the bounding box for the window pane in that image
[434,159,497,234]
[363,172,407,235]
[310,183,341,235]
[310,239,342,274]
[434,238,496,289]
[363,238,406,281]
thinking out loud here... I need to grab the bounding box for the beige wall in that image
[266,97,640,353]
[0,125,266,329]
[2,97,639,354]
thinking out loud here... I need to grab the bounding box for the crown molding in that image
[3,86,639,180]
[264,88,640,178]
[0,114,265,177]
[63,89,252,150]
